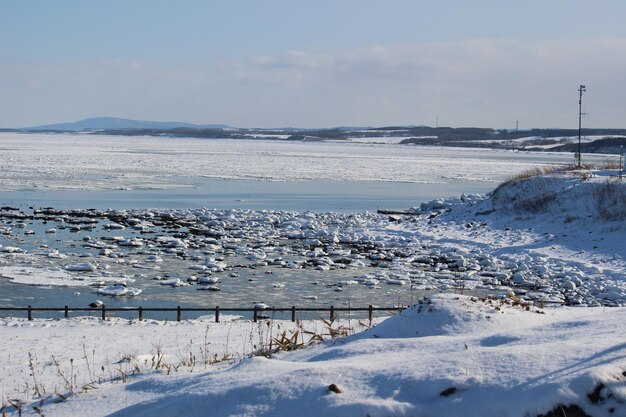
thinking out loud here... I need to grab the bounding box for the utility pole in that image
[619,145,624,180]
[577,85,586,167]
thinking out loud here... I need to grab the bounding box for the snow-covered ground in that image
[475,135,626,150]
[2,294,625,417]
[406,169,626,307]
[2,165,626,416]
[0,314,376,414]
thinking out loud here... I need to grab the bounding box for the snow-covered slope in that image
[13,294,625,417]
[410,168,626,307]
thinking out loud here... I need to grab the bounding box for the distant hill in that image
[24,117,231,131]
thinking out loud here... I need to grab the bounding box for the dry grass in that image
[593,181,626,221]
[506,166,566,182]
[593,158,622,170]
[497,161,621,188]
[491,162,626,217]
[513,192,557,214]
[493,161,623,201]
[494,162,626,219]
[493,165,572,197]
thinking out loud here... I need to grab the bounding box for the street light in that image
[577,85,586,167]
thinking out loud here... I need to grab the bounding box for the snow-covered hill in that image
[24,117,230,131]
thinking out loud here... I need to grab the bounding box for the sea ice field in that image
[0,132,591,195]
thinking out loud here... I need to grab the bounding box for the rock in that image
[328,383,342,394]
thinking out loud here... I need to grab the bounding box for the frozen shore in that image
[2,166,626,416]
[2,165,626,310]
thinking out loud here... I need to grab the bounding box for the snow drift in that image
[26,294,626,417]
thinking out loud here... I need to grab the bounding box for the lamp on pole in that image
[577,85,586,167]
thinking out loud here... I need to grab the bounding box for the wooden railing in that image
[0,304,407,323]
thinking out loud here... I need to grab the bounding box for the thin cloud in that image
[2,38,626,128]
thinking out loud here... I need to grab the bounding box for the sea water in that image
[2,178,495,212]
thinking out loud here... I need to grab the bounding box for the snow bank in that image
[490,171,626,221]
[410,170,626,307]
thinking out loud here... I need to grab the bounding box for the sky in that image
[1,0,626,129]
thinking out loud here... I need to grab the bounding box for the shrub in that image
[514,192,557,214]
[493,165,572,197]
[593,181,626,221]
[594,158,622,170]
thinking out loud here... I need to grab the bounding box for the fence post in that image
[138,306,143,321]
[291,305,296,322]
[177,306,182,322]
[330,305,335,321]
[368,305,373,322]
[64,305,69,319]
[101,305,106,320]
[253,307,258,323]
[215,306,220,323]
[28,305,32,321]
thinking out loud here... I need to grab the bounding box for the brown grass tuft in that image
[593,181,626,221]
[493,165,570,197]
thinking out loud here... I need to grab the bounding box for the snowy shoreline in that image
[3,166,626,310]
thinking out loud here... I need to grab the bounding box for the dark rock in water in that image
[328,383,342,394]
[439,387,457,397]
[89,300,104,308]
[537,404,590,417]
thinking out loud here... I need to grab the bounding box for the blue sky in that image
[2,1,626,128]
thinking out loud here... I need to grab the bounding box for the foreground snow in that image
[3,294,625,417]
[1,314,374,414]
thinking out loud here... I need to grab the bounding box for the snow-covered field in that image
[2,294,625,417]
[475,134,626,150]
[0,314,377,414]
